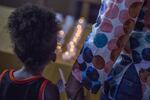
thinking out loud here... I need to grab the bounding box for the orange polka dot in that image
[139,69,150,83]
[125,0,141,7]
[123,19,135,34]
[129,2,142,18]
[124,42,132,54]
[110,48,121,61]
[117,34,129,48]
[144,8,150,29]
[108,39,118,51]
[92,55,105,70]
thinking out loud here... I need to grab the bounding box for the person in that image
[0,4,60,100]
[66,0,150,100]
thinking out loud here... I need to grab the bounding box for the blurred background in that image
[0,0,101,99]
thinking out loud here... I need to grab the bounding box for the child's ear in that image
[50,52,56,62]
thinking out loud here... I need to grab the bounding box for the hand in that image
[66,73,85,100]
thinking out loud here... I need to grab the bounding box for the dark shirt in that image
[0,69,50,100]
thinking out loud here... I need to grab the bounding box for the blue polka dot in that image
[132,32,143,39]
[95,16,101,27]
[129,37,140,50]
[104,75,116,96]
[110,85,117,97]
[142,48,150,61]
[120,54,132,66]
[94,33,108,48]
[83,47,93,63]
[91,81,101,94]
[138,10,145,20]
[86,66,99,81]
[104,79,110,94]
[132,50,142,64]
[134,21,144,31]
[82,71,92,90]
[81,71,87,80]
[145,32,150,43]
[100,1,107,15]
[79,62,87,71]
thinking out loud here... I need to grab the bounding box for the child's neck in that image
[13,66,43,80]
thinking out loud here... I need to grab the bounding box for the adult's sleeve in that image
[105,0,150,99]
[66,0,145,98]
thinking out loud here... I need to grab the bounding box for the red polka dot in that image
[129,2,142,18]
[117,34,129,48]
[125,0,141,7]
[100,18,113,33]
[92,55,105,70]
[112,0,123,3]
[108,39,118,51]
[117,0,123,3]
[147,0,150,10]
[104,61,114,74]
[105,3,119,19]
[110,48,121,61]
[144,9,150,29]
[124,42,132,54]
[139,69,150,83]
[119,9,130,24]
[123,19,135,34]
[114,25,125,37]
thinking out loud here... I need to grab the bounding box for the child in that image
[0,4,60,100]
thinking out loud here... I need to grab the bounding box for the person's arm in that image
[66,73,85,100]
[44,83,60,100]
[66,0,146,99]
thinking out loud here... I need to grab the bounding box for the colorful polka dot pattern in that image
[72,0,147,94]
[104,0,150,99]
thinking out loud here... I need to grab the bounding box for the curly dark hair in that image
[8,4,60,72]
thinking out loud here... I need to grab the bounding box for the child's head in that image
[8,4,59,72]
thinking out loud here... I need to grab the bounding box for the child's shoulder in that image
[0,69,8,81]
[44,80,60,100]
